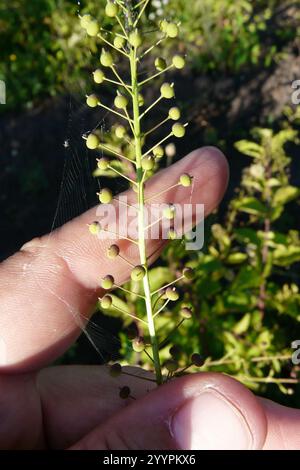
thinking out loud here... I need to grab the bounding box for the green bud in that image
[132,337,145,353]
[114,35,125,49]
[97,158,109,170]
[105,1,118,17]
[180,307,193,319]
[155,57,167,71]
[109,363,122,377]
[172,55,185,69]
[86,94,99,108]
[168,107,181,120]
[107,244,120,259]
[166,23,179,38]
[115,125,126,139]
[160,82,174,99]
[179,173,192,187]
[93,69,105,84]
[159,19,169,33]
[172,123,185,138]
[166,287,179,301]
[100,295,113,309]
[129,30,142,48]
[141,156,155,171]
[101,275,115,290]
[131,265,146,282]
[80,14,92,30]
[163,205,176,220]
[100,49,113,67]
[86,133,99,149]
[191,353,205,367]
[153,145,164,158]
[98,188,113,204]
[89,221,101,235]
[86,20,99,37]
[183,267,195,280]
[119,386,131,399]
[114,94,128,109]
[165,359,178,373]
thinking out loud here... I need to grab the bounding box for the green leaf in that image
[273,186,300,206]
[233,313,251,335]
[273,245,300,267]
[233,197,268,216]
[235,140,264,159]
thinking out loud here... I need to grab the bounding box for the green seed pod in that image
[138,93,144,107]
[166,287,179,302]
[107,244,120,259]
[141,156,155,171]
[163,205,176,220]
[165,359,178,373]
[168,229,178,240]
[86,20,99,37]
[105,1,118,17]
[109,363,122,377]
[172,55,185,69]
[183,267,195,280]
[119,386,131,399]
[100,49,113,67]
[114,94,128,109]
[179,173,192,187]
[93,69,105,84]
[132,337,145,353]
[114,35,125,49]
[160,82,175,99]
[101,275,115,290]
[153,145,164,158]
[89,221,101,235]
[86,94,99,108]
[159,19,169,33]
[98,188,113,204]
[166,23,179,38]
[86,133,100,149]
[172,123,186,138]
[97,158,109,170]
[80,14,92,30]
[100,294,113,309]
[180,306,193,319]
[168,107,181,120]
[115,125,126,139]
[129,30,142,48]
[191,353,205,367]
[155,57,167,71]
[131,265,146,282]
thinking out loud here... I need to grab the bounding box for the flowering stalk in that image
[81,0,192,386]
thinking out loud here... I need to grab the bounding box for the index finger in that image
[0,147,228,372]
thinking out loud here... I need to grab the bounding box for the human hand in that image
[1,147,299,450]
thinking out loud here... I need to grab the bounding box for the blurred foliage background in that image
[0,0,300,406]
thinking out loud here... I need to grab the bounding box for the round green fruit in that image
[153,145,164,158]
[129,30,142,48]
[86,94,99,108]
[88,221,101,235]
[101,275,115,290]
[86,133,99,149]
[155,57,167,71]
[80,14,92,30]
[107,244,120,259]
[114,94,128,109]
[100,295,113,309]
[180,307,193,319]
[98,188,113,204]
[86,20,99,37]
[141,156,155,171]
[172,55,185,69]
[115,125,126,138]
[165,359,178,373]
[131,265,146,282]
[114,36,125,49]
[172,123,185,138]
[163,205,176,220]
[168,107,180,120]
[166,23,179,38]
[166,287,179,301]
[183,267,195,280]
[105,1,118,17]
[132,337,145,353]
[160,83,174,99]
[97,158,109,170]
[179,173,192,187]
[93,69,105,84]
[100,49,113,67]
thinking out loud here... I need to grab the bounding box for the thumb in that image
[70,372,267,450]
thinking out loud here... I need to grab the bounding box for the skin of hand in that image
[0,147,300,450]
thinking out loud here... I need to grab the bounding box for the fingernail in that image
[171,389,253,450]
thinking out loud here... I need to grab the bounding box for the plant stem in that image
[129,45,162,385]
